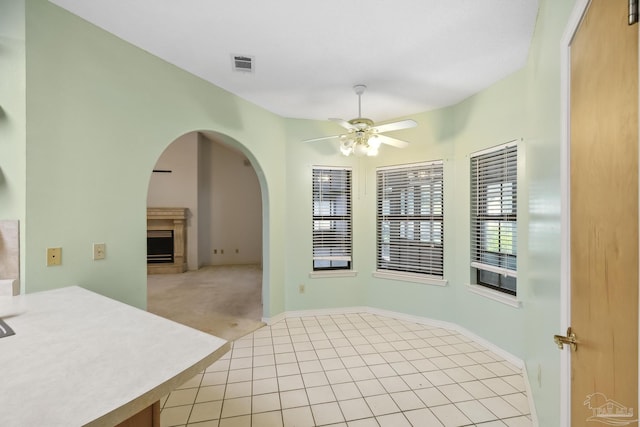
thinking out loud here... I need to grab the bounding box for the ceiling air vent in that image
[232,55,254,72]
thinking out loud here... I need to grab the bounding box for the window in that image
[312,167,352,270]
[376,161,444,277]
[470,142,518,295]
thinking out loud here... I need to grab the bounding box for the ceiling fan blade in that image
[329,118,357,130]
[373,119,417,134]
[303,135,342,143]
[376,134,410,149]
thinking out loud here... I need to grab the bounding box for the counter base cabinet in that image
[115,401,160,427]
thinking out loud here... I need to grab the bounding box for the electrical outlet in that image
[93,243,106,260]
[47,247,62,266]
[299,284,305,294]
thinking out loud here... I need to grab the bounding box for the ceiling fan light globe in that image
[367,147,379,156]
[368,136,381,149]
[344,140,354,148]
[339,140,353,156]
[354,143,369,157]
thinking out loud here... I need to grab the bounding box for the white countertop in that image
[0,286,230,426]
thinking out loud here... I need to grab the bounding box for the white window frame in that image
[312,166,353,272]
[470,141,518,297]
[374,161,446,285]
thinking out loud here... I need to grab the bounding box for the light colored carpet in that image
[147,264,265,342]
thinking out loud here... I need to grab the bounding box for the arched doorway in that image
[145,130,266,340]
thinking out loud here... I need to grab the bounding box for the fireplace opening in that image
[147,230,174,264]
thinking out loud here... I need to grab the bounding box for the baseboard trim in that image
[263,307,369,325]
[282,306,371,319]
[262,312,286,325]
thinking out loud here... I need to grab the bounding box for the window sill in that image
[466,284,522,308]
[309,270,358,279]
[372,270,448,287]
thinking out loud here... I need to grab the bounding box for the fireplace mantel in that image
[147,208,187,274]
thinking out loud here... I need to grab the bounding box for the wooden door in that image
[570,0,638,424]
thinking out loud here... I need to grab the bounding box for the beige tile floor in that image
[160,313,533,427]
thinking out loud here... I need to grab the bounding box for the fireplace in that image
[147,208,187,274]
[147,230,174,264]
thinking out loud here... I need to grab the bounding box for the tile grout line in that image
[161,311,533,427]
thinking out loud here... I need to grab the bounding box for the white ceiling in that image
[49,0,539,123]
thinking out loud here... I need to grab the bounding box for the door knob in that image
[554,327,577,351]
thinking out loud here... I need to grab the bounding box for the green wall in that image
[283,1,574,424]
[5,0,576,424]
[21,0,288,314]
[521,2,576,424]
[0,0,26,281]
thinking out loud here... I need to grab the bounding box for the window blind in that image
[376,161,444,277]
[312,167,352,270]
[470,143,518,280]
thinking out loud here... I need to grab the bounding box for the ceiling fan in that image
[304,84,417,157]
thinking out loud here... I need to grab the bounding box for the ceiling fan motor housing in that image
[349,118,374,129]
